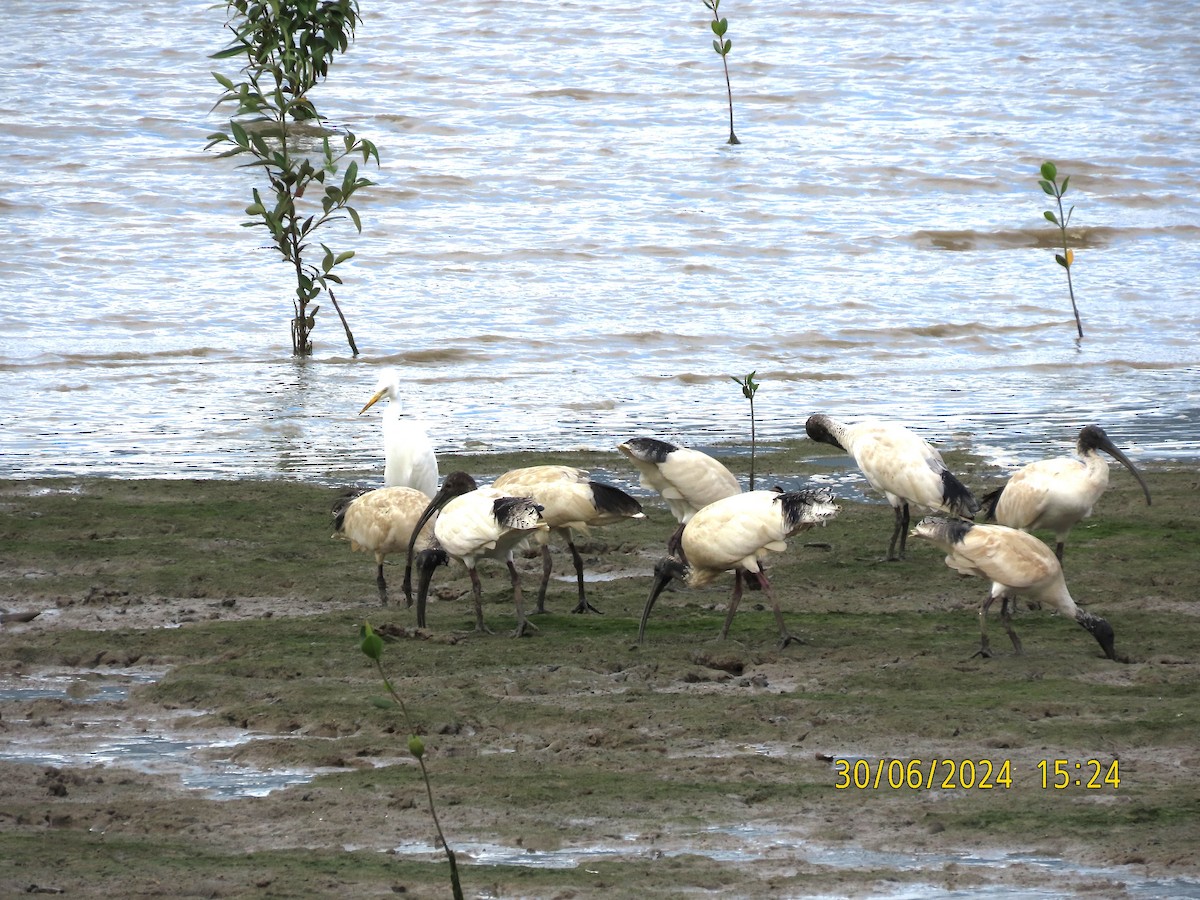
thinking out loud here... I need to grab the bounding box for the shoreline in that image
[2,458,1196,897]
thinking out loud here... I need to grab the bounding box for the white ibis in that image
[638,488,840,648]
[980,425,1152,561]
[912,516,1119,661]
[332,486,437,605]
[359,370,439,498]
[805,414,979,560]
[617,437,741,552]
[490,465,645,614]
[403,471,548,636]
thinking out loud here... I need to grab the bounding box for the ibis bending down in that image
[980,425,1151,562]
[491,465,645,614]
[617,437,741,551]
[359,370,440,498]
[639,488,840,648]
[805,414,979,560]
[403,471,547,636]
[912,516,1119,661]
[332,486,437,605]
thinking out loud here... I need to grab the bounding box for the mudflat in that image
[1,444,1196,898]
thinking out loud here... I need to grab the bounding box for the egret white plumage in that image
[331,486,436,605]
[617,437,741,551]
[805,414,979,560]
[403,471,548,636]
[638,488,840,648]
[912,516,1119,661]
[359,370,439,498]
[490,465,645,614]
[980,425,1151,562]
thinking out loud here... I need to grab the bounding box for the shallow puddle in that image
[0,668,333,799]
[3,670,1197,896]
[387,828,1200,898]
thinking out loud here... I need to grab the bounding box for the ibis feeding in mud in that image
[359,370,440,498]
[403,471,547,636]
[912,516,1120,661]
[491,465,644,614]
[617,437,741,552]
[332,486,438,606]
[638,488,840,648]
[805,414,979,560]
[980,424,1152,562]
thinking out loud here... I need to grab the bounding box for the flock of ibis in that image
[333,370,1151,662]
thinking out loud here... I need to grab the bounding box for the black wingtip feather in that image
[978,485,1004,521]
[331,488,370,533]
[588,481,643,517]
[940,470,980,518]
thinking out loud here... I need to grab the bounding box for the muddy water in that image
[4,669,1199,896]
[2,0,1198,480]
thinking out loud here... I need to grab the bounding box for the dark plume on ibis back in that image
[639,487,840,648]
[491,465,645,614]
[806,414,979,560]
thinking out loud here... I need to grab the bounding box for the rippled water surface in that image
[2,0,1197,480]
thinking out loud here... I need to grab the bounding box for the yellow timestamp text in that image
[833,758,1013,791]
[1037,758,1120,790]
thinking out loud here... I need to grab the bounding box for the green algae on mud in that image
[0,450,1197,897]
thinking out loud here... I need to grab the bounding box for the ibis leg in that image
[719,571,746,640]
[666,522,685,557]
[509,556,539,637]
[568,537,602,614]
[535,544,552,614]
[974,591,998,658]
[468,568,494,635]
[759,571,800,649]
[376,562,389,605]
[999,594,1024,654]
[887,505,904,560]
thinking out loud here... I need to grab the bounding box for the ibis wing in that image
[957,524,1058,589]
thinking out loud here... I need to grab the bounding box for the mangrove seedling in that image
[704,0,740,145]
[731,371,759,488]
[206,0,377,357]
[1038,161,1083,339]
[360,622,465,899]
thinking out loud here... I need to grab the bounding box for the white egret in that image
[359,370,439,498]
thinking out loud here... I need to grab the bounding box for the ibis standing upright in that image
[980,425,1151,562]
[359,370,440,498]
[912,516,1120,661]
[331,486,437,605]
[491,465,644,614]
[617,437,741,551]
[638,487,840,648]
[403,472,547,636]
[805,414,979,560]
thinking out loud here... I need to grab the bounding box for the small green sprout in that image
[704,0,740,145]
[731,371,760,489]
[359,622,463,899]
[1038,161,1083,339]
